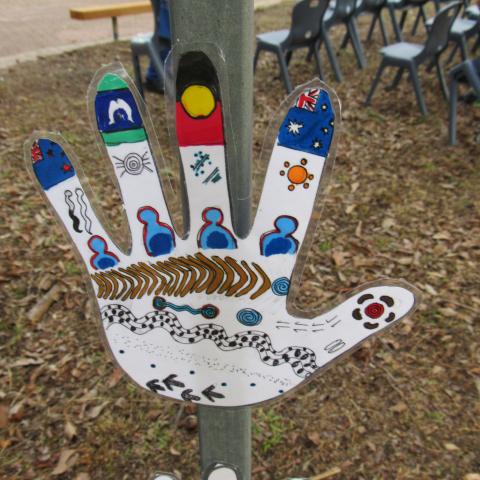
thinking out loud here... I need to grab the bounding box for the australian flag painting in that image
[277,88,334,158]
[32,139,75,191]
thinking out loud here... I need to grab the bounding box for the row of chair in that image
[254,0,479,143]
[129,0,478,144]
[255,0,478,94]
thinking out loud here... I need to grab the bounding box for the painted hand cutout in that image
[28,62,417,407]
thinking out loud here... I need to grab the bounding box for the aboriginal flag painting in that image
[175,53,225,147]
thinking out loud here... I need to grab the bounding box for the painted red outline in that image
[137,205,176,256]
[88,235,119,270]
[259,215,299,255]
[197,207,237,248]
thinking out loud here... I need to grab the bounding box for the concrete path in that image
[0,0,282,69]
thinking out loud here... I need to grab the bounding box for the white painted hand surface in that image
[28,64,417,407]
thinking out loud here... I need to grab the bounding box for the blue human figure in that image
[198,207,237,250]
[260,216,299,257]
[88,236,120,270]
[137,206,175,256]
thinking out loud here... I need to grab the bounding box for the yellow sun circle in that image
[181,85,215,118]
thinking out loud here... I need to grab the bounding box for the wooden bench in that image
[70,1,152,41]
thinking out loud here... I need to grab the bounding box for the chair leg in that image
[348,19,367,69]
[459,35,470,61]
[399,11,408,31]
[323,31,343,82]
[420,6,427,29]
[435,56,449,100]
[131,52,144,99]
[446,44,459,65]
[312,45,325,80]
[285,51,293,66]
[408,64,428,115]
[379,12,389,45]
[473,35,480,53]
[276,48,293,93]
[253,45,261,72]
[388,67,405,90]
[367,14,378,42]
[411,9,422,36]
[448,77,458,145]
[365,60,386,105]
[340,29,350,49]
[387,4,403,42]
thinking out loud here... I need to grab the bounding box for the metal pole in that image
[169,2,253,480]
[112,16,119,41]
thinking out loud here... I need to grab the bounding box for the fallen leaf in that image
[382,218,395,230]
[74,474,91,480]
[65,420,77,440]
[11,358,43,367]
[169,445,181,456]
[307,431,321,445]
[390,402,408,413]
[464,474,480,480]
[433,231,451,240]
[444,442,460,451]
[107,368,123,388]
[52,448,78,475]
[345,204,356,214]
[0,404,8,428]
[312,467,342,479]
[8,401,25,422]
[423,284,438,296]
[87,401,109,419]
[27,284,64,323]
[331,250,348,267]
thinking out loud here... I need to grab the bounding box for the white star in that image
[286,120,303,135]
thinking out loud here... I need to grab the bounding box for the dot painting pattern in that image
[279,158,314,191]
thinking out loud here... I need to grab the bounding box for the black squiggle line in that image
[64,190,82,233]
[102,304,318,378]
[76,188,92,234]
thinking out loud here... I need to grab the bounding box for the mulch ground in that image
[1,1,479,479]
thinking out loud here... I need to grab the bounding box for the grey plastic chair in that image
[254,0,330,93]
[365,2,461,115]
[131,0,170,98]
[466,4,480,51]
[322,0,367,82]
[355,0,390,45]
[425,12,480,62]
[466,4,479,20]
[448,57,480,144]
[386,0,432,41]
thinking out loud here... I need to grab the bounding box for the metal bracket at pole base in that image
[153,468,310,480]
[153,463,240,480]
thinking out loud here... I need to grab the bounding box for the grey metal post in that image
[169,2,254,480]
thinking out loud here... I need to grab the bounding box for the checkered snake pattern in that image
[102,304,318,378]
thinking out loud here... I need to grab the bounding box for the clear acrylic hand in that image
[28,64,417,407]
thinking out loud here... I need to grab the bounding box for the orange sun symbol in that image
[279,159,314,191]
